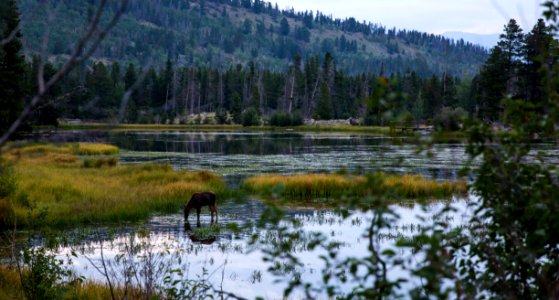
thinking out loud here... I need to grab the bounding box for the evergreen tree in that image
[110,62,121,87]
[249,83,260,112]
[124,63,138,90]
[315,81,333,120]
[230,92,242,124]
[0,0,25,134]
[422,75,442,118]
[477,46,508,120]
[498,19,524,97]
[523,19,555,104]
[280,17,290,36]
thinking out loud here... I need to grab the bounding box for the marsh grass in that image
[243,174,367,202]
[72,143,119,155]
[190,224,221,241]
[0,265,146,300]
[1,144,225,228]
[242,172,467,205]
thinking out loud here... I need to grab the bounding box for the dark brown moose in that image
[184,191,218,225]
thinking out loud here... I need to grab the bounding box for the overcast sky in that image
[272,0,544,34]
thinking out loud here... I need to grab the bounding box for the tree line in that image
[18,0,487,77]
[3,1,557,132]
[473,18,558,122]
[22,52,476,127]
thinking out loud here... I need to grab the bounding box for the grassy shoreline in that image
[0,143,225,229]
[57,122,393,135]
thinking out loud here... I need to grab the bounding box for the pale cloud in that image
[271,0,543,34]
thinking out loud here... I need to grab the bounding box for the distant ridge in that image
[442,31,500,49]
[17,0,488,76]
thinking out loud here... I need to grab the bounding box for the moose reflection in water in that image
[184,191,219,226]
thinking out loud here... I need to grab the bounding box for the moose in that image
[184,191,218,225]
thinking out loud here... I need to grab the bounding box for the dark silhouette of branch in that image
[118,63,152,123]
[0,25,19,46]
[0,0,129,149]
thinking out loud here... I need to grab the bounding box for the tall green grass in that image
[242,172,467,205]
[1,144,225,228]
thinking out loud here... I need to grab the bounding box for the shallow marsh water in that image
[27,130,559,297]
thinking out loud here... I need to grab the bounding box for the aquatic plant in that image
[190,224,221,241]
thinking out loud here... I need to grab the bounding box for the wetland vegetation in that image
[242,172,466,205]
[0,143,225,228]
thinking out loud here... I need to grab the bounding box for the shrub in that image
[291,111,304,126]
[202,115,213,124]
[215,110,228,124]
[269,111,304,127]
[21,247,73,300]
[433,107,467,131]
[242,107,261,127]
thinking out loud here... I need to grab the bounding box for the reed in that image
[1,144,225,228]
[242,172,467,204]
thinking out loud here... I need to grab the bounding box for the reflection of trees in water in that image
[109,132,392,155]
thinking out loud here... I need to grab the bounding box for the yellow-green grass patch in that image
[242,172,467,205]
[1,144,224,228]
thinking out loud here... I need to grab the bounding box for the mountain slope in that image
[17,0,487,76]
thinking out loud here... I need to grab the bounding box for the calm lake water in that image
[29,130,559,298]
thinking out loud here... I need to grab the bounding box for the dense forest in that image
[17,0,487,76]
[3,1,557,129]
[25,51,474,126]
[21,17,556,129]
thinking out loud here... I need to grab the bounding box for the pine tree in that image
[477,46,508,120]
[280,17,290,36]
[498,19,524,97]
[0,0,26,134]
[315,81,333,120]
[230,92,243,124]
[523,19,554,104]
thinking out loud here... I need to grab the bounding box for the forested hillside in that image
[18,0,487,76]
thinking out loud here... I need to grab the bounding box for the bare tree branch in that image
[0,25,19,47]
[0,0,129,150]
[31,86,87,113]
[118,62,152,123]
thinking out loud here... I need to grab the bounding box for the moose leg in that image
[214,205,218,223]
[196,207,201,227]
[210,204,217,223]
[184,207,190,221]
